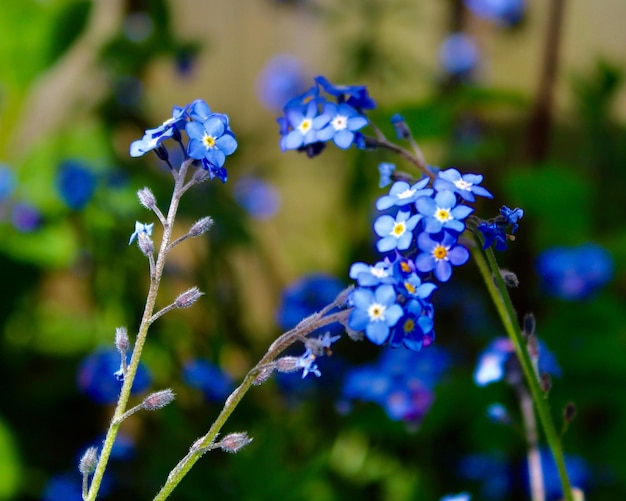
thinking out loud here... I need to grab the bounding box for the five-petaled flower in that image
[348,285,404,345]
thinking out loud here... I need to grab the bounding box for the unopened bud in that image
[523,313,536,337]
[78,446,99,475]
[563,402,577,423]
[253,365,275,385]
[175,287,204,308]
[527,334,539,361]
[218,432,252,453]
[142,389,176,411]
[540,372,552,392]
[391,113,411,140]
[115,327,129,354]
[500,269,519,287]
[137,187,157,210]
[138,232,154,255]
[192,167,211,184]
[275,357,300,373]
[189,217,214,237]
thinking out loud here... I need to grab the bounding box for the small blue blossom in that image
[280,99,323,151]
[388,299,435,352]
[186,114,238,170]
[183,359,235,402]
[477,221,508,251]
[56,160,98,210]
[233,176,281,220]
[11,202,40,232]
[374,210,421,253]
[130,105,187,157]
[377,162,396,188]
[464,0,526,25]
[486,402,511,424]
[296,348,322,378]
[440,493,471,501]
[348,284,404,345]
[313,75,376,110]
[390,113,411,139]
[313,101,368,149]
[376,178,432,210]
[42,473,86,501]
[416,189,474,234]
[128,221,154,245]
[349,259,395,287]
[396,272,438,301]
[499,205,524,233]
[256,54,308,111]
[77,349,151,404]
[416,230,470,282]
[438,33,479,77]
[536,243,614,300]
[0,164,16,201]
[434,168,493,202]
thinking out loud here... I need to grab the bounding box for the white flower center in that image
[454,179,472,191]
[435,207,452,222]
[390,221,407,238]
[367,302,386,321]
[203,134,216,149]
[370,266,389,279]
[396,188,416,200]
[298,118,312,135]
[331,114,348,131]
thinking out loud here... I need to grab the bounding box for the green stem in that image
[153,308,351,500]
[471,242,573,501]
[86,161,190,500]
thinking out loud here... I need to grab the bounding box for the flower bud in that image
[138,232,154,256]
[253,365,275,386]
[563,402,577,423]
[523,313,536,337]
[142,389,176,411]
[115,326,129,354]
[78,446,99,475]
[189,217,214,237]
[175,287,204,308]
[192,167,211,184]
[500,269,519,287]
[540,372,552,393]
[275,356,300,373]
[218,432,252,453]
[137,187,157,210]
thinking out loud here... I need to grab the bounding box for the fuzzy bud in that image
[253,365,275,385]
[218,432,252,453]
[523,313,536,337]
[175,287,204,308]
[527,334,539,361]
[137,232,154,255]
[78,446,99,475]
[500,269,519,287]
[115,326,129,354]
[540,372,552,393]
[137,187,157,210]
[142,389,176,411]
[189,217,214,237]
[192,167,211,184]
[275,357,301,373]
[563,402,577,423]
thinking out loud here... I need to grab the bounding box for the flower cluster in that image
[276,75,374,156]
[348,166,493,349]
[130,99,237,183]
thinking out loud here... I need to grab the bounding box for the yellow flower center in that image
[433,245,448,261]
[368,303,385,321]
[298,118,312,134]
[203,135,216,149]
[435,208,452,222]
[404,281,416,295]
[403,318,415,333]
[391,221,406,237]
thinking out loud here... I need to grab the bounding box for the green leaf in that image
[0,417,21,500]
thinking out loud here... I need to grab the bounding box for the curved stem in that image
[153,309,351,500]
[470,241,573,501]
[362,134,435,181]
[86,161,191,500]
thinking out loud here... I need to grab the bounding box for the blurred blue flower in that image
[182,359,234,402]
[474,337,561,387]
[56,160,98,210]
[459,452,511,500]
[78,349,151,404]
[536,243,613,300]
[377,162,396,188]
[523,448,590,501]
[276,274,345,331]
[11,202,40,232]
[0,164,16,201]
[256,54,308,111]
[340,346,449,424]
[41,473,83,501]
[438,33,479,77]
[233,176,281,220]
[464,0,525,25]
[440,493,471,501]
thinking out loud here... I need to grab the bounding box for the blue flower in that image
[314,75,376,110]
[415,230,470,282]
[130,105,187,157]
[233,176,281,220]
[376,178,432,210]
[499,205,524,233]
[0,164,16,201]
[388,299,435,352]
[11,202,40,232]
[374,210,421,252]
[348,284,404,345]
[525,448,589,501]
[182,359,234,402]
[477,221,508,251]
[186,115,238,169]
[440,494,471,501]
[313,102,368,149]
[434,168,493,202]
[77,349,151,404]
[438,33,479,77]
[280,99,323,151]
[128,221,154,245]
[416,189,474,234]
[349,258,395,287]
[464,0,526,25]
[56,160,98,210]
[377,162,396,188]
[536,243,613,300]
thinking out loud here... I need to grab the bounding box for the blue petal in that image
[366,321,390,345]
[216,134,238,155]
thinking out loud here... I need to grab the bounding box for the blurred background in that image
[0,0,625,499]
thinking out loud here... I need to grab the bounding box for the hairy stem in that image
[471,242,573,501]
[153,308,351,500]
[86,161,190,500]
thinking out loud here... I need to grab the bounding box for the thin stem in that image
[362,134,435,181]
[153,308,351,500]
[86,161,191,501]
[517,384,545,501]
[470,241,574,501]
